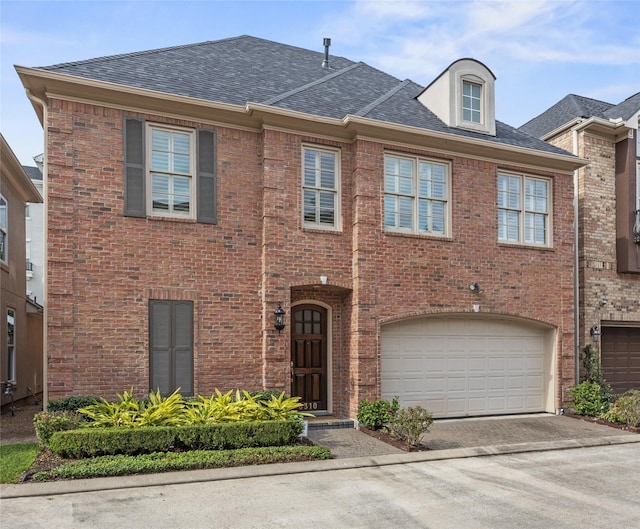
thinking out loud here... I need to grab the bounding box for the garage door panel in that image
[381,317,549,418]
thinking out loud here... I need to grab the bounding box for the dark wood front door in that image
[291,304,327,412]
[601,326,640,394]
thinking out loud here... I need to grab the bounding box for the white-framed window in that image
[0,195,7,263]
[384,154,450,236]
[498,173,551,246]
[462,80,482,124]
[636,160,640,210]
[146,124,196,219]
[302,145,340,229]
[7,308,16,383]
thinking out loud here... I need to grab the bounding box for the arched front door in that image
[291,304,327,412]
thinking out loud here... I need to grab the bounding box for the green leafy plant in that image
[78,388,185,428]
[357,397,399,430]
[48,395,100,413]
[34,410,84,447]
[33,445,331,481]
[615,390,640,427]
[389,406,433,447]
[569,381,609,416]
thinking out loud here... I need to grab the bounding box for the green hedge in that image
[34,446,332,481]
[49,419,304,458]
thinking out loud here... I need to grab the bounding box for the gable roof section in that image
[22,165,42,181]
[604,92,640,121]
[22,35,575,160]
[519,94,614,138]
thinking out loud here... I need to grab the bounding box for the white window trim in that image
[497,172,553,247]
[145,123,197,220]
[301,144,342,231]
[461,79,483,125]
[7,308,16,383]
[384,153,451,237]
[0,194,7,264]
[636,160,640,210]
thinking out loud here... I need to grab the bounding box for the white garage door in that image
[381,317,549,418]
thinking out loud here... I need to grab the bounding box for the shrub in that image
[78,388,186,428]
[48,395,100,413]
[389,406,433,447]
[48,419,304,458]
[34,446,332,481]
[616,390,640,427]
[569,381,610,416]
[357,397,399,430]
[33,411,84,447]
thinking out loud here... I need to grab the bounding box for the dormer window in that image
[417,58,496,136]
[462,80,482,123]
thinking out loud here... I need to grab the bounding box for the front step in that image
[305,416,355,430]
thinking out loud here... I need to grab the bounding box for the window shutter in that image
[197,129,217,224]
[149,301,171,395]
[124,117,146,217]
[174,301,194,396]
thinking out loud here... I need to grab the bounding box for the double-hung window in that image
[148,125,195,218]
[384,154,449,236]
[462,81,482,124]
[302,146,340,229]
[498,173,551,246]
[125,118,217,223]
[0,195,7,263]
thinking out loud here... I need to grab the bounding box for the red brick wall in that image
[46,98,575,417]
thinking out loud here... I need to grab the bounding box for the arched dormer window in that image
[417,58,496,136]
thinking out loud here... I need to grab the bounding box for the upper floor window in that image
[0,195,7,263]
[462,81,482,123]
[498,173,551,246]
[302,146,340,229]
[147,125,195,219]
[124,118,217,223]
[384,154,450,236]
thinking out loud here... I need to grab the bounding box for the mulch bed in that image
[359,425,429,452]
[564,413,640,434]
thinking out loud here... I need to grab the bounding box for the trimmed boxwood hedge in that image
[49,419,304,458]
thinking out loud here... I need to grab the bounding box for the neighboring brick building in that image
[521,93,640,394]
[1,134,44,407]
[18,36,585,418]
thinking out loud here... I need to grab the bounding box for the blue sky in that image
[1,0,639,165]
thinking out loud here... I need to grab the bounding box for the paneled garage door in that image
[601,326,640,394]
[381,317,550,418]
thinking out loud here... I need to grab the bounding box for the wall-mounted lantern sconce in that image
[274,303,286,332]
[469,282,484,294]
[590,326,602,340]
[633,209,640,244]
[599,299,608,307]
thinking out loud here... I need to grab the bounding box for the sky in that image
[1,0,639,166]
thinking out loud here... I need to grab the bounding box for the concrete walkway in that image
[2,413,638,499]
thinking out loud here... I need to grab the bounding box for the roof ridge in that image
[39,35,250,71]
[260,62,364,105]
[355,79,413,117]
[568,93,614,109]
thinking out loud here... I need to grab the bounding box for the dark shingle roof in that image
[22,165,42,181]
[36,35,570,156]
[520,92,640,139]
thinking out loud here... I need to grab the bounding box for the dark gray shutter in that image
[149,301,171,395]
[124,117,146,217]
[174,301,194,396]
[149,300,194,396]
[197,129,217,224]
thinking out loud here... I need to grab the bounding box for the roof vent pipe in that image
[322,38,331,68]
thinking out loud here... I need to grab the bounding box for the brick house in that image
[521,93,640,394]
[17,36,586,418]
[1,134,44,407]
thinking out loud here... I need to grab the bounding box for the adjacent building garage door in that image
[381,316,551,418]
[601,326,640,394]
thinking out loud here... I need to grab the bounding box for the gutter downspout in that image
[25,89,48,411]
